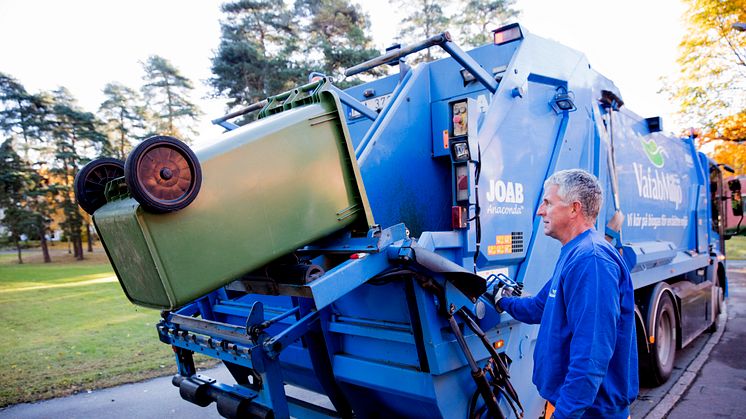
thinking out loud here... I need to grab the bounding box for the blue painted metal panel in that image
[612,110,699,254]
[343,74,401,148]
[354,66,453,237]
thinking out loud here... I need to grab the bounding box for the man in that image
[494,169,638,418]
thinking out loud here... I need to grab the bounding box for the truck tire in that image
[706,278,724,333]
[645,293,677,386]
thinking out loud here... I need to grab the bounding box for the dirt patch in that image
[1,244,110,265]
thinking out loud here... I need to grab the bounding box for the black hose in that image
[447,315,505,419]
[468,388,480,419]
[472,144,482,272]
[458,309,524,415]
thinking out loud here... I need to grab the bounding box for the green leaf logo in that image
[641,138,665,168]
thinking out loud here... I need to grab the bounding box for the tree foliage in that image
[668,0,746,174]
[0,139,36,263]
[0,73,49,159]
[669,0,746,128]
[296,0,380,84]
[141,55,201,143]
[456,0,519,47]
[210,0,301,107]
[48,87,108,260]
[210,0,379,108]
[697,111,746,175]
[391,0,450,63]
[99,82,147,160]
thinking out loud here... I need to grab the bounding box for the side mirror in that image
[728,179,743,217]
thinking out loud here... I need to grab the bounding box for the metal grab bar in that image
[344,31,499,94]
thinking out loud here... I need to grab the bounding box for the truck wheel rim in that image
[657,311,672,364]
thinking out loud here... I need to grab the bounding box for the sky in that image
[0,0,687,148]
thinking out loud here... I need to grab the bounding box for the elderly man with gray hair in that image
[494,169,638,419]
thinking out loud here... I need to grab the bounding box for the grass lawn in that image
[0,247,216,407]
[727,233,746,260]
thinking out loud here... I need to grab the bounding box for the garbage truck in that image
[75,23,738,419]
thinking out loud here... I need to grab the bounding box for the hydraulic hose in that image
[447,314,505,419]
[458,309,523,415]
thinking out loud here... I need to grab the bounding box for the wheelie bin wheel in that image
[74,157,125,215]
[124,135,202,213]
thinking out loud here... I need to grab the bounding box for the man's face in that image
[536,184,574,243]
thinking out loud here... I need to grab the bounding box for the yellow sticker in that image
[488,235,513,255]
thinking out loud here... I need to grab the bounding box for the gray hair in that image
[544,169,602,221]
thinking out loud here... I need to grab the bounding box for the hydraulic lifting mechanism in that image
[75,22,737,419]
[76,33,522,418]
[77,29,527,418]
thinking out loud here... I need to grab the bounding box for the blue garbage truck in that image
[76,23,738,419]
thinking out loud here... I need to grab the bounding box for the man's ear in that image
[571,201,583,218]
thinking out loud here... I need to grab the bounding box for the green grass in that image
[727,233,746,260]
[0,255,216,407]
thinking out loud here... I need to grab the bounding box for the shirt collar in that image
[560,228,594,254]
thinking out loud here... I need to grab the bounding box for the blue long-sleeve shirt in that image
[500,229,638,418]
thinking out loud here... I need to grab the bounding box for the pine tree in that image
[392,0,450,63]
[25,171,57,263]
[0,139,37,263]
[295,0,380,84]
[210,0,302,107]
[455,0,519,47]
[48,88,107,260]
[99,82,147,160]
[0,73,49,160]
[210,0,380,109]
[141,55,201,144]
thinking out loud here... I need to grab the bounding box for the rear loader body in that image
[77,23,735,418]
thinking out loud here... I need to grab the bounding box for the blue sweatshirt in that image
[500,229,638,418]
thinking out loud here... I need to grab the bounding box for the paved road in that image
[2,261,744,418]
[630,322,713,418]
[665,260,746,418]
[0,366,331,419]
[0,367,231,419]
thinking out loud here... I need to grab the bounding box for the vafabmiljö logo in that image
[641,138,665,168]
[633,138,683,209]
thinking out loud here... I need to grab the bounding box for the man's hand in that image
[492,282,523,313]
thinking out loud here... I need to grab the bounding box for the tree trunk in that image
[14,237,23,264]
[39,222,51,263]
[74,226,84,260]
[87,223,93,252]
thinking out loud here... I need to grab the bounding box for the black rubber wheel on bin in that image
[74,157,125,215]
[124,135,202,213]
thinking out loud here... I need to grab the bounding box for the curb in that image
[643,303,728,419]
